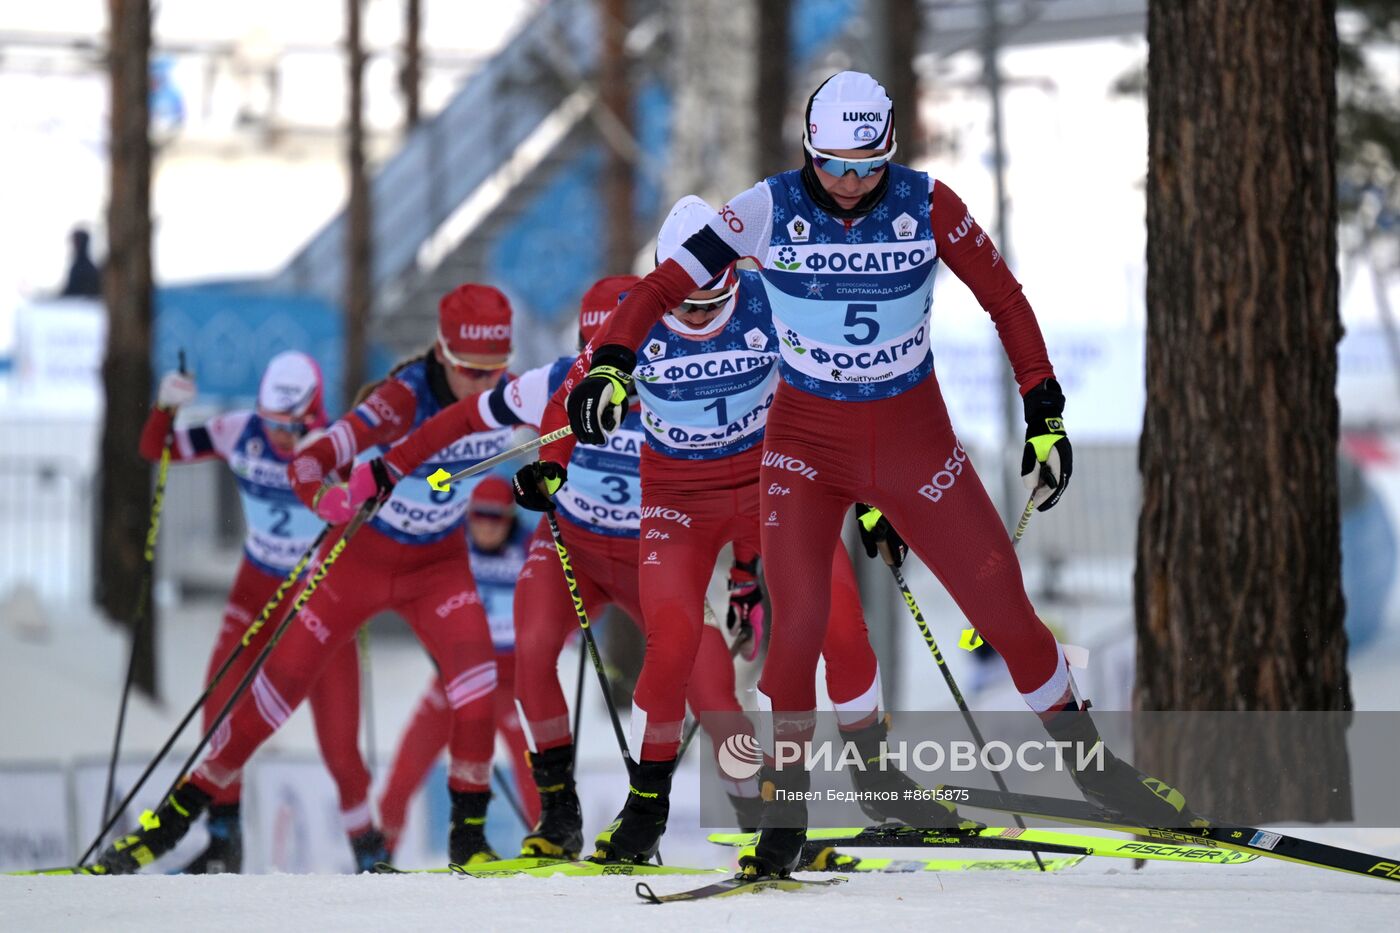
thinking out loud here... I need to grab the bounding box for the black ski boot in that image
[97,781,211,875]
[590,758,676,864]
[738,765,808,878]
[448,790,500,866]
[350,827,389,873]
[843,718,980,830]
[1043,701,1198,827]
[520,744,583,859]
[180,802,243,874]
[728,793,766,834]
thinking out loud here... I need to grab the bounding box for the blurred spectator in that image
[60,227,102,298]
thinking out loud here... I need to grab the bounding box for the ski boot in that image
[448,790,500,866]
[349,827,389,873]
[97,781,211,875]
[843,718,980,830]
[589,758,676,864]
[738,765,809,879]
[519,744,583,859]
[180,802,243,874]
[1043,701,1198,827]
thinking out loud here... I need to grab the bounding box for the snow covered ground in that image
[5,844,1400,933]
[5,562,1400,928]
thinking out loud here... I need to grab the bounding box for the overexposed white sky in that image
[0,0,539,298]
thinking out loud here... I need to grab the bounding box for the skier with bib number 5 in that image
[533,197,963,865]
[555,71,1196,878]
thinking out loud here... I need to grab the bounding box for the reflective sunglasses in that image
[676,268,738,314]
[260,411,312,437]
[680,287,736,315]
[803,136,898,179]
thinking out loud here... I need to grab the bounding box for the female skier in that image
[99,284,518,872]
[559,72,1194,876]
[528,197,965,864]
[137,350,379,872]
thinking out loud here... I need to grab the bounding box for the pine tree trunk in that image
[100,0,157,698]
[1136,0,1349,820]
[400,0,422,134]
[600,0,636,272]
[879,0,923,163]
[755,0,791,181]
[345,0,371,405]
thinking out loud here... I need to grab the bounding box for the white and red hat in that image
[655,195,716,266]
[579,274,641,345]
[438,283,513,369]
[805,71,895,152]
[468,474,515,517]
[258,350,326,428]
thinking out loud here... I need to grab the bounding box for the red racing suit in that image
[189,354,504,806]
[549,172,1070,721]
[138,406,370,831]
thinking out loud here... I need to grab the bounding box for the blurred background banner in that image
[154,285,357,414]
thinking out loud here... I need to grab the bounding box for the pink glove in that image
[727,559,765,662]
[315,458,400,524]
[312,483,357,524]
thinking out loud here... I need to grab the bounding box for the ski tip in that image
[371,861,405,874]
[636,881,661,904]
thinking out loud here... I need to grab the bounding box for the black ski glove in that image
[855,503,907,567]
[512,460,568,512]
[1021,377,1072,512]
[565,344,636,445]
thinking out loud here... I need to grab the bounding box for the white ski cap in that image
[806,71,895,152]
[258,350,325,425]
[655,195,716,266]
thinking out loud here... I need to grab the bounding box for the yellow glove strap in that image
[858,507,884,533]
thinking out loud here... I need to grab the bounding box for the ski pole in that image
[882,549,1046,872]
[426,426,573,493]
[101,349,186,832]
[491,765,529,831]
[358,625,378,773]
[571,639,587,750]
[78,499,381,866]
[960,492,1036,651]
[84,523,330,856]
[541,509,634,770]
